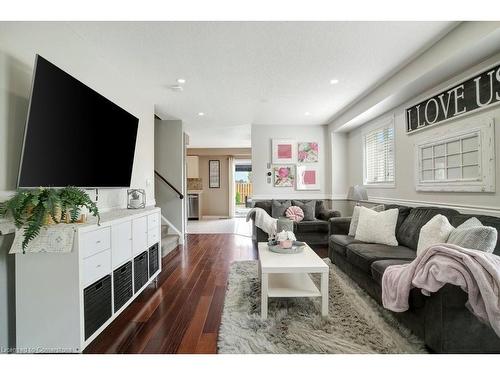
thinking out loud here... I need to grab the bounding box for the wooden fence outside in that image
[235,183,252,204]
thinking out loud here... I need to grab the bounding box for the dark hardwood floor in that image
[84,234,328,354]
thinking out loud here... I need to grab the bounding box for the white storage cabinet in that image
[15,208,162,353]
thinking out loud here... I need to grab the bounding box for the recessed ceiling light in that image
[330,79,339,85]
[198,112,205,116]
[304,112,311,116]
[177,78,186,84]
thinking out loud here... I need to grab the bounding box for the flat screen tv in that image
[17,55,139,188]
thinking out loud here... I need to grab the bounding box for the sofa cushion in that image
[295,219,329,234]
[316,201,338,221]
[371,259,412,285]
[329,235,362,257]
[254,200,272,216]
[292,200,316,221]
[450,214,500,256]
[271,200,291,218]
[396,207,459,251]
[346,243,416,273]
[384,204,412,234]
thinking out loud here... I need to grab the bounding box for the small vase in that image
[279,240,293,249]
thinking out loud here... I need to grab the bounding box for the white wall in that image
[344,53,500,216]
[0,23,155,209]
[155,120,185,234]
[251,124,331,199]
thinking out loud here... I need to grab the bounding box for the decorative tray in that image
[267,240,306,254]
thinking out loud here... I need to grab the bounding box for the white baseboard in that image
[201,215,230,220]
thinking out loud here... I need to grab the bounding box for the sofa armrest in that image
[329,217,351,236]
[317,208,341,221]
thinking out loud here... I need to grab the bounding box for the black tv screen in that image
[18,55,139,188]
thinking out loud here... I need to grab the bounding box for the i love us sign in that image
[406,62,500,133]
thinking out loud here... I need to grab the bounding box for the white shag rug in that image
[218,259,427,354]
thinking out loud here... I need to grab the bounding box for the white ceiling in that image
[67,21,457,147]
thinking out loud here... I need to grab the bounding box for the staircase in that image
[161,224,180,257]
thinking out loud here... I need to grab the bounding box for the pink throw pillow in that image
[286,206,304,222]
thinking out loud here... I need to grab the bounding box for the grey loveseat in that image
[328,204,500,353]
[250,200,340,245]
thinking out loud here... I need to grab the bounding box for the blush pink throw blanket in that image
[382,243,500,336]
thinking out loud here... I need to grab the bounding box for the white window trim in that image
[362,115,396,188]
[414,118,495,193]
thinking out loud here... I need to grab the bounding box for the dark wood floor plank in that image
[84,233,327,354]
[176,295,212,353]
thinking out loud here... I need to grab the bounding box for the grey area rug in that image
[218,259,427,354]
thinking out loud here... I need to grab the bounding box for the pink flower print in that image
[298,151,308,162]
[310,143,318,152]
[278,167,289,178]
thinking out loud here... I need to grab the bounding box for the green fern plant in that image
[0,187,100,252]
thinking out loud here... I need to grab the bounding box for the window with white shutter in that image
[363,118,395,187]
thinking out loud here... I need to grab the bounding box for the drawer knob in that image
[96,264,101,268]
[96,240,101,244]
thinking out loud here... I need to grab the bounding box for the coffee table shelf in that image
[267,273,321,298]
[258,242,329,319]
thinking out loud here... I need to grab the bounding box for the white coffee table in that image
[258,242,329,319]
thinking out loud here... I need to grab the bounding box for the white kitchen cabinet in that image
[187,155,199,178]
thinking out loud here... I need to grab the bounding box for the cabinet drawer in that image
[148,228,160,247]
[81,227,111,259]
[147,213,160,230]
[83,249,111,287]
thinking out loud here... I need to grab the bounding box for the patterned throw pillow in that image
[285,206,304,222]
[447,217,498,253]
[348,204,385,236]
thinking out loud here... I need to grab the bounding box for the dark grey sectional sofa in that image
[328,204,500,353]
[250,200,341,245]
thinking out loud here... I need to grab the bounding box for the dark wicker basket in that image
[148,243,159,277]
[84,275,112,340]
[113,261,133,312]
[134,251,149,293]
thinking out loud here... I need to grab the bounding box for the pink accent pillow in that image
[286,206,304,222]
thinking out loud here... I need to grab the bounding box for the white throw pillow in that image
[354,207,399,246]
[416,214,454,256]
[348,204,384,236]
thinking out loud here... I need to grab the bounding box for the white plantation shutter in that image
[364,123,395,185]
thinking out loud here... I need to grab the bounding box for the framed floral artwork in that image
[272,139,296,164]
[273,165,295,187]
[297,142,319,162]
[296,165,320,190]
